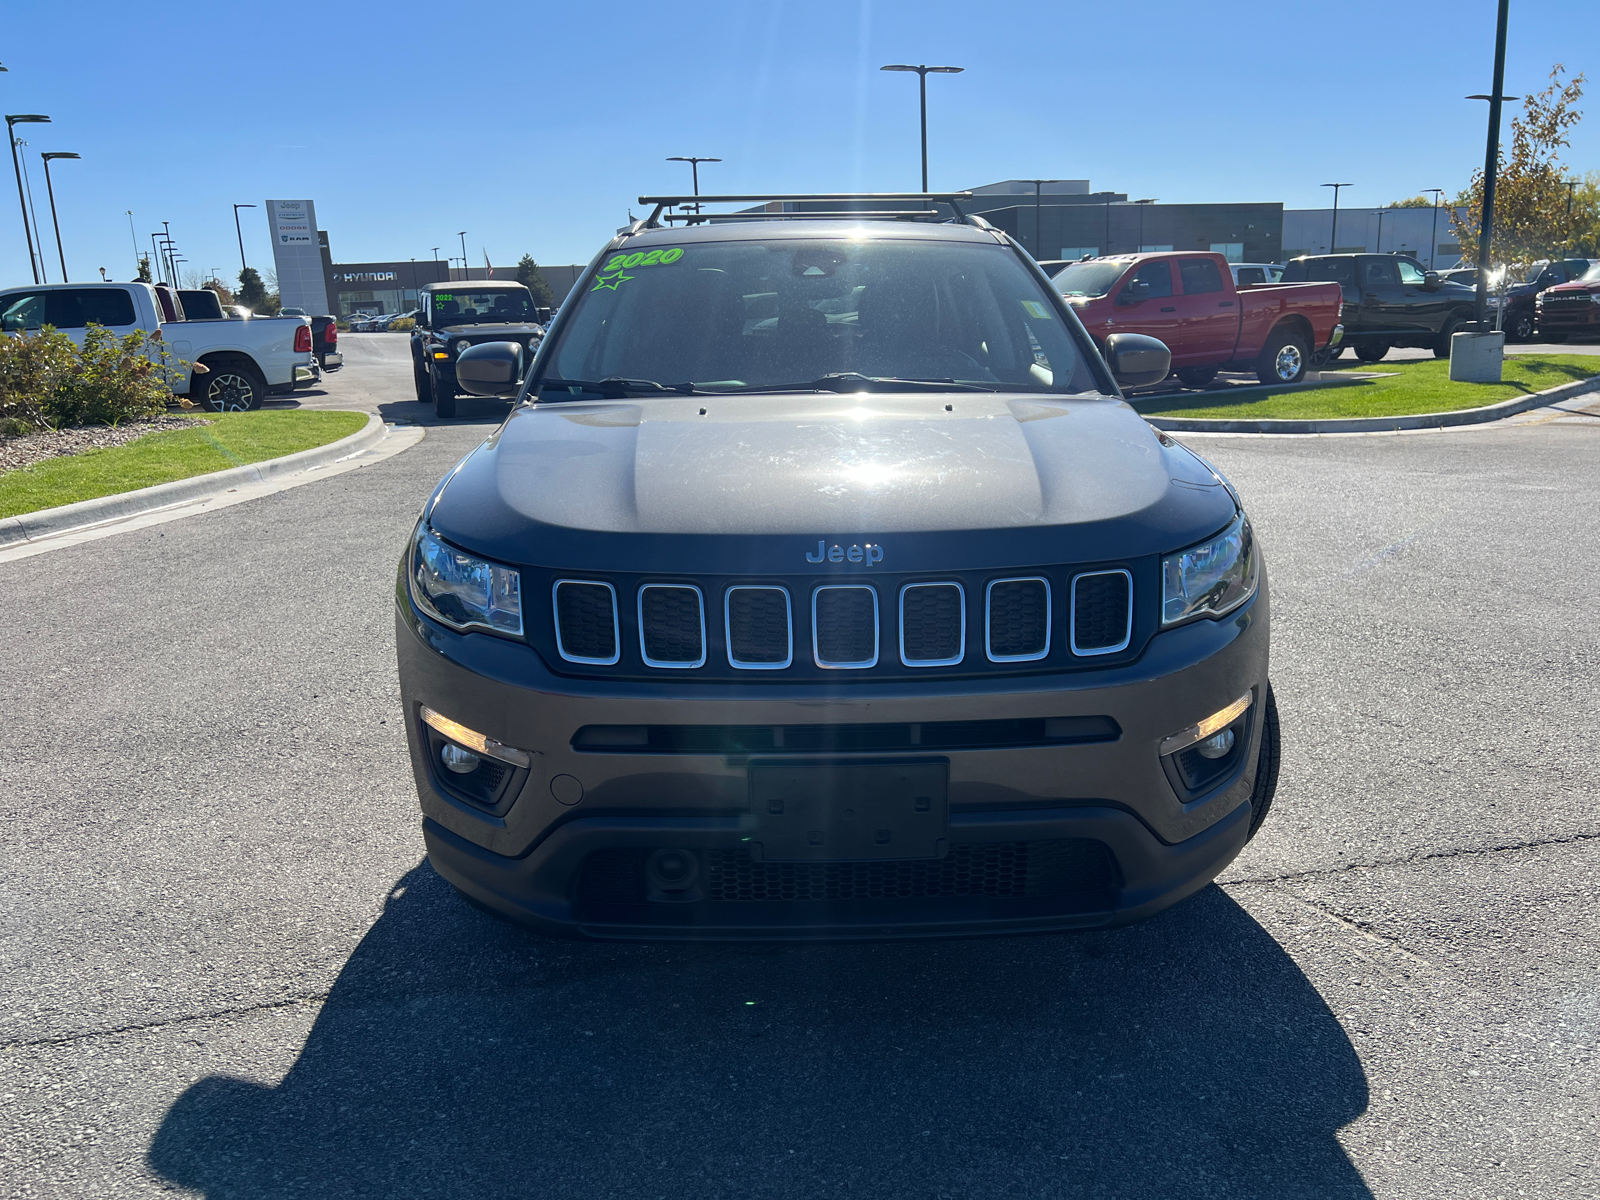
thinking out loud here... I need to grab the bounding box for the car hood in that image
[1543,279,1600,295]
[427,393,1238,573]
[433,321,541,337]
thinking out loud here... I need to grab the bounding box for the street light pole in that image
[5,114,49,284]
[1375,208,1385,255]
[1322,183,1352,254]
[1135,198,1158,251]
[880,64,964,192]
[126,210,140,278]
[1424,188,1445,269]
[232,203,256,274]
[458,232,467,281]
[1469,0,1514,331]
[40,151,78,282]
[162,221,174,286]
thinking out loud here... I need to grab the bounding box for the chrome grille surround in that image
[985,576,1051,663]
[812,585,880,669]
[898,582,966,667]
[724,585,793,670]
[552,579,621,665]
[1069,569,1133,656]
[637,584,707,669]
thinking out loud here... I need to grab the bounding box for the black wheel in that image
[432,368,458,418]
[413,358,431,403]
[1176,365,1218,388]
[195,356,266,412]
[1509,310,1536,343]
[1246,685,1281,843]
[1354,341,1389,363]
[1433,317,1461,359]
[1255,327,1308,385]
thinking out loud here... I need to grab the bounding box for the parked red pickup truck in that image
[1051,251,1344,386]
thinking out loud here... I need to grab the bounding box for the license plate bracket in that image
[746,761,949,862]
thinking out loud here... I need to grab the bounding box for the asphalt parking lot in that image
[2,335,1598,1198]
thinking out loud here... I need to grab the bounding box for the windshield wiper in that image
[538,377,710,398]
[722,372,1000,394]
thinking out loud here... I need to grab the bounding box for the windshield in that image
[539,237,1101,397]
[431,289,534,325]
[1051,259,1130,298]
[1581,262,1600,283]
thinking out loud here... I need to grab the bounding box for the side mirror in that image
[1104,333,1171,389]
[1422,271,1441,291]
[1116,280,1151,306]
[455,341,523,398]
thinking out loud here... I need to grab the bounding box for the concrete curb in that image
[1144,373,1600,435]
[0,411,388,549]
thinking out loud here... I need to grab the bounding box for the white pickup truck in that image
[0,281,317,411]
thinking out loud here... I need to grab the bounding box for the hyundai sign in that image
[267,199,331,314]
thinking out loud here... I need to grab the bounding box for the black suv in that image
[1280,254,1477,362]
[411,282,543,417]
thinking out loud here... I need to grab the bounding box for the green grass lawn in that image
[1134,353,1599,421]
[0,410,368,520]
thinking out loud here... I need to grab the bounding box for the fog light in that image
[440,743,480,773]
[1159,691,1253,756]
[1195,728,1235,760]
[419,705,532,768]
[645,848,700,892]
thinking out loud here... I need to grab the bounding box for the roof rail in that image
[632,191,978,230]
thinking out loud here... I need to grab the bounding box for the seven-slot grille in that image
[553,580,620,664]
[1070,570,1132,656]
[899,583,964,666]
[548,573,1135,671]
[638,585,706,668]
[986,577,1051,662]
[812,586,879,668]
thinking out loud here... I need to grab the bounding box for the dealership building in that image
[323,259,588,316]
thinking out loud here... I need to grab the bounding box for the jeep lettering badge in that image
[806,540,883,565]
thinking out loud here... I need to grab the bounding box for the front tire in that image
[195,356,266,412]
[1509,310,1536,342]
[1255,327,1308,385]
[413,358,432,403]
[1176,365,1218,388]
[1245,686,1281,842]
[432,369,458,418]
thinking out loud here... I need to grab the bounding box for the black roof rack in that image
[633,191,979,230]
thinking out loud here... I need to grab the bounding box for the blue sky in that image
[3,0,1596,287]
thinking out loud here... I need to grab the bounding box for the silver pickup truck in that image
[0,281,317,411]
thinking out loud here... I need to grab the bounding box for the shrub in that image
[388,317,415,332]
[0,324,181,434]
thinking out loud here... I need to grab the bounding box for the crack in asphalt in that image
[3,993,328,1052]
[1226,828,1600,887]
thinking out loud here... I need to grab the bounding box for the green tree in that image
[236,267,268,310]
[1388,196,1433,208]
[1450,64,1590,271]
[135,256,152,283]
[515,254,556,307]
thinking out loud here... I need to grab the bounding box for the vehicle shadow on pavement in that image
[374,398,513,427]
[148,864,1373,1199]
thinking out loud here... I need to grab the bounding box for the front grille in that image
[576,840,1119,905]
[986,578,1050,662]
[900,583,964,666]
[813,586,878,667]
[1071,570,1132,655]
[638,585,705,667]
[726,586,792,668]
[553,580,619,664]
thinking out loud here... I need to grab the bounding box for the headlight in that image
[1162,512,1257,626]
[410,524,522,636]
[454,338,472,355]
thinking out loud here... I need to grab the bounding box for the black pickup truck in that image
[1280,254,1478,362]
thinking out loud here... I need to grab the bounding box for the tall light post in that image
[232,203,256,274]
[1562,179,1581,252]
[16,141,46,280]
[1374,207,1385,254]
[457,231,467,280]
[666,156,720,214]
[5,114,49,284]
[162,221,175,285]
[1468,0,1516,331]
[1016,179,1050,259]
[150,233,164,284]
[1424,188,1445,268]
[1322,183,1352,254]
[879,64,964,192]
[40,151,78,281]
[1135,198,1158,251]
[126,210,140,278]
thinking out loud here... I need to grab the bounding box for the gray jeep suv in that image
[395,192,1277,940]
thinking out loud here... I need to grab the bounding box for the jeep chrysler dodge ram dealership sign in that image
[267,199,331,314]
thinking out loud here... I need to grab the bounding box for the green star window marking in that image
[591,270,633,292]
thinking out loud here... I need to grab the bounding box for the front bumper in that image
[1537,304,1600,331]
[395,578,1269,940]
